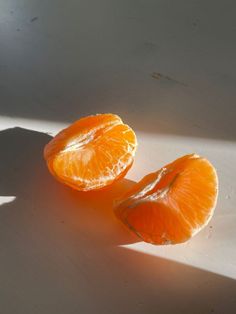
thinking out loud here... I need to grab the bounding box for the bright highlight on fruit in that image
[44,113,137,191]
[114,154,218,245]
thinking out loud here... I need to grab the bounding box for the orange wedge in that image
[44,114,137,191]
[114,154,218,244]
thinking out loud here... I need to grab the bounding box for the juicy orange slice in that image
[114,154,218,244]
[44,114,137,191]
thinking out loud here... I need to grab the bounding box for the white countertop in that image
[0,1,236,313]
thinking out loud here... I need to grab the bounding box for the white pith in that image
[53,117,137,190]
[116,155,218,244]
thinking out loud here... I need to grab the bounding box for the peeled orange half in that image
[44,114,137,191]
[115,154,218,245]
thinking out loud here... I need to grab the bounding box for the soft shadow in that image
[0,127,137,246]
[0,127,235,314]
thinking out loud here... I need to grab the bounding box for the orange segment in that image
[114,154,218,245]
[44,114,137,191]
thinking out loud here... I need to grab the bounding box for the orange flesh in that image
[115,154,218,244]
[44,114,137,191]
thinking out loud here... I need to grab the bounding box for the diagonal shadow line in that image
[1,0,236,142]
[0,127,235,314]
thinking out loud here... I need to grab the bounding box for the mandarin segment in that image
[44,114,137,191]
[114,154,218,245]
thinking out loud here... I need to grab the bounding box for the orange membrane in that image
[114,154,218,245]
[44,114,137,191]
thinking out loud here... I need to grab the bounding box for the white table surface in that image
[0,1,236,313]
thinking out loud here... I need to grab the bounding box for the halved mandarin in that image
[114,154,218,245]
[44,114,137,191]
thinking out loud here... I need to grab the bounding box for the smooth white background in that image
[0,1,236,313]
